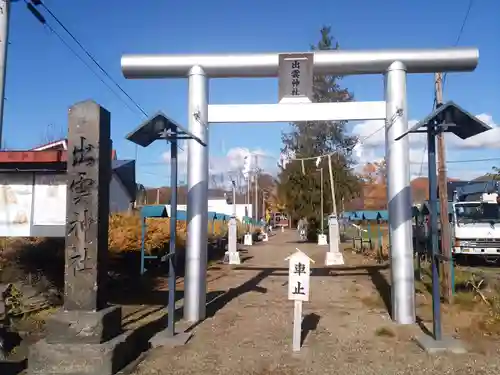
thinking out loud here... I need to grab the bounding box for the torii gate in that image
[121,47,478,325]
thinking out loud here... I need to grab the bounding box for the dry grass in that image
[108,214,187,255]
[108,213,249,254]
[352,251,500,339]
[415,264,500,337]
[475,295,500,336]
[360,295,386,310]
[0,213,247,295]
[344,226,390,262]
[374,327,396,337]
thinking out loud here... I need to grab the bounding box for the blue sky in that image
[3,0,499,187]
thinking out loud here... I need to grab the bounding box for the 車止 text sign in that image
[286,248,314,302]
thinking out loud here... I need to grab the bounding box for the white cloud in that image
[351,113,498,180]
[448,113,500,149]
[354,143,428,179]
[351,120,385,148]
[409,147,428,165]
[351,113,498,150]
[351,119,423,148]
[162,146,277,178]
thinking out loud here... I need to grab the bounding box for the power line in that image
[284,122,386,163]
[29,0,148,118]
[359,123,385,144]
[420,0,475,176]
[408,155,500,165]
[443,0,476,89]
[448,156,500,164]
[35,1,185,154]
[26,3,142,118]
[417,143,427,177]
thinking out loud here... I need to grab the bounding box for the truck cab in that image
[452,180,500,263]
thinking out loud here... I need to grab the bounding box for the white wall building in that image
[166,199,252,221]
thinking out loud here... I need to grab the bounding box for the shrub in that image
[1,213,238,289]
[108,214,245,254]
[108,214,187,255]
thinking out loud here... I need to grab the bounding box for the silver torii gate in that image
[121,47,478,325]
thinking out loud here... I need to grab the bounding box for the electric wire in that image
[418,0,476,177]
[283,122,387,163]
[448,156,500,164]
[24,1,142,118]
[443,0,476,89]
[25,1,184,158]
[30,0,149,118]
[24,0,142,163]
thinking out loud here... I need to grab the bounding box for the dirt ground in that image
[132,230,500,375]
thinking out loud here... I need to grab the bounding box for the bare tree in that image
[210,172,226,189]
[41,123,66,144]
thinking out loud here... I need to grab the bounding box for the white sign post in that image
[325,214,345,265]
[286,248,314,352]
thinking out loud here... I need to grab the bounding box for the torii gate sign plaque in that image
[122,47,478,325]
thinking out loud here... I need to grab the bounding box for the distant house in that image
[32,138,118,160]
[30,138,134,213]
[0,139,137,237]
[109,159,136,212]
[31,139,68,152]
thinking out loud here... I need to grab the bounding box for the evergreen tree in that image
[277,26,361,230]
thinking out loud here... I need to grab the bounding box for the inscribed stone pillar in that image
[28,101,136,375]
[64,100,111,311]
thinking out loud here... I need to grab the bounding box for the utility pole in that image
[0,0,11,149]
[435,72,453,304]
[254,172,258,221]
[318,167,324,234]
[262,190,267,222]
[245,175,251,227]
[231,180,236,217]
[327,154,338,215]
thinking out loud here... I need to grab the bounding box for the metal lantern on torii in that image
[126,112,206,346]
[396,101,492,353]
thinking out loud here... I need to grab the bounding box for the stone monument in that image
[29,101,135,375]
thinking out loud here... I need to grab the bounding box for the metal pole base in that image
[150,330,192,348]
[224,250,241,265]
[227,216,237,254]
[414,335,466,354]
[325,251,344,266]
[328,215,341,253]
[317,234,328,246]
[244,233,253,246]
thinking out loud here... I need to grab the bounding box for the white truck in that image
[452,180,500,263]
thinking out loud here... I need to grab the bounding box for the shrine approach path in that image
[133,230,500,375]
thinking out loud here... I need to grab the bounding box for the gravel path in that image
[133,231,500,375]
